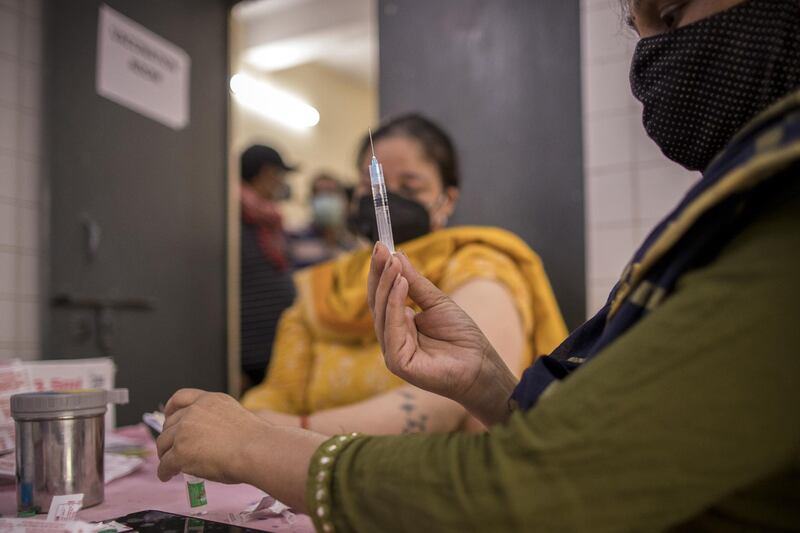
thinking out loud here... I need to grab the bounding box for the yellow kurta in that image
[241,226,567,414]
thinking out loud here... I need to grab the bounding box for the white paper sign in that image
[96,4,190,129]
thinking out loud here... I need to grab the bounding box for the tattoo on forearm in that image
[398,390,428,433]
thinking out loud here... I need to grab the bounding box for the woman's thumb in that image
[396,253,449,310]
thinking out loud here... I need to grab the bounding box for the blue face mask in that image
[312,193,346,229]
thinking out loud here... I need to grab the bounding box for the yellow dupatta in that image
[242,226,567,414]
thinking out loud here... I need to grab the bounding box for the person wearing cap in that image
[239,144,298,391]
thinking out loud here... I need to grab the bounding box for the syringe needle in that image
[369,128,376,157]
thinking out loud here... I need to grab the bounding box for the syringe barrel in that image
[369,160,395,253]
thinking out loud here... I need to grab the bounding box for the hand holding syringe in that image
[368,128,396,253]
[144,411,208,513]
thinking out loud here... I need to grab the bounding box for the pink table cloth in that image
[0,425,314,532]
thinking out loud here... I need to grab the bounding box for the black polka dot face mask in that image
[630,0,800,172]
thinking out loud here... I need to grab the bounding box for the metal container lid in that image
[11,390,111,420]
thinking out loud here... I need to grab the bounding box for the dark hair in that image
[357,113,460,189]
[310,172,343,196]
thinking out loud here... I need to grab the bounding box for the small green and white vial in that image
[184,474,208,512]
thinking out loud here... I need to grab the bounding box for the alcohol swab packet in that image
[93,521,132,533]
[46,494,83,522]
[142,412,165,434]
[142,411,208,513]
[227,493,294,525]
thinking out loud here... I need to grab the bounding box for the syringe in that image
[368,128,395,253]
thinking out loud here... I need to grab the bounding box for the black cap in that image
[241,144,298,181]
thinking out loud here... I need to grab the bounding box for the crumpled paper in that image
[227,493,295,524]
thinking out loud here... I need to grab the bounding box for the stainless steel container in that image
[11,391,108,513]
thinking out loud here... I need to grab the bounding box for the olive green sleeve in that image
[308,185,800,533]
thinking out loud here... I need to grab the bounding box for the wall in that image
[581,0,699,316]
[0,0,45,361]
[45,0,230,423]
[231,62,378,230]
[379,0,586,330]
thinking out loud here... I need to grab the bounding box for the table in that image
[0,425,314,532]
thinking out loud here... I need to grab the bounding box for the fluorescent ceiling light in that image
[244,39,317,72]
[229,72,320,129]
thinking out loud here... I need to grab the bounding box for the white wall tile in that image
[0,6,44,358]
[587,224,636,280]
[0,299,14,343]
[587,279,616,316]
[583,5,631,62]
[0,202,15,246]
[634,221,659,245]
[16,300,38,344]
[630,109,669,164]
[585,113,633,170]
[21,15,41,65]
[585,169,634,225]
[19,111,40,156]
[17,252,36,297]
[0,106,18,152]
[0,8,20,58]
[18,156,38,203]
[17,205,39,250]
[0,56,18,106]
[584,58,634,116]
[20,64,40,110]
[582,0,617,8]
[636,162,698,224]
[14,348,40,361]
[0,151,15,199]
[0,250,14,295]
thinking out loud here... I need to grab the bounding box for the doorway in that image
[227,0,379,394]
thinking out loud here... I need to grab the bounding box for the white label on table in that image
[96,5,191,130]
[0,518,100,533]
[46,493,84,522]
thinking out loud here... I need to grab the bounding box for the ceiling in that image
[233,0,377,84]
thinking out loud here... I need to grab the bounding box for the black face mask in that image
[349,191,431,245]
[630,0,800,172]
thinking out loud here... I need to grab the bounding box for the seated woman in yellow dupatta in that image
[241,113,567,434]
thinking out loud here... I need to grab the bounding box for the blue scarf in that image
[511,90,800,410]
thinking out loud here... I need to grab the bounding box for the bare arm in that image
[449,278,524,430]
[256,278,526,434]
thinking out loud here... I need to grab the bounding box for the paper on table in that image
[0,360,34,453]
[47,493,83,522]
[103,453,145,483]
[0,518,105,533]
[0,453,143,484]
[103,433,143,453]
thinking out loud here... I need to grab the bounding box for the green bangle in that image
[307,432,362,533]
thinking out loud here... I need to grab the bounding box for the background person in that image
[241,113,567,435]
[288,173,357,269]
[239,144,298,390]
